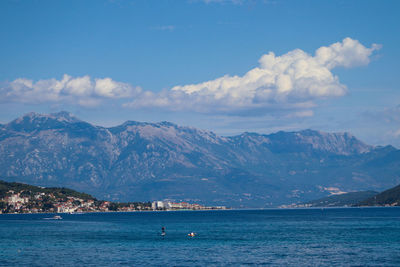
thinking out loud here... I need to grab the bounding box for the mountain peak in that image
[266,129,371,155]
[116,120,179,130]
[157,121,177,127]
[6,111,80,132]
[21,111,41,120]
[15,111,79,123]
[49,111,79,123]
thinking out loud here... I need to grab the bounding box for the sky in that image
[0,0,400,146]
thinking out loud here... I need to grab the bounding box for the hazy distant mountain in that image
[1,112,400,207]
[302,191,378,207]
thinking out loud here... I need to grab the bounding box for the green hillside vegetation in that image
[358,184,400,206]
[0,180,95,200]
[305,191,378,207]
[0,180,152,213]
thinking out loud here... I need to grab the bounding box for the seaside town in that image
[0,181,227,214]
[151,200,227,211]
[0,189,151,214]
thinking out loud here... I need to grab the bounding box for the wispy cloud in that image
[202,0,244,4]
[151,25,175,31]
[355,104,400,147]
[363,105,400,124]
[195,0,276,5]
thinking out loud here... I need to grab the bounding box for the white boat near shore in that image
[43,215,62,220]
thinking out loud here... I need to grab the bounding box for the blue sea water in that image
[1,208,400,266]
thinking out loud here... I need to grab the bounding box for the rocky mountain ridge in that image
[1,112,399,207]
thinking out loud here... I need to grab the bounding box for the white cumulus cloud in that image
[0,38,379,114]
[0,74,141,107]
[125,37,380,115]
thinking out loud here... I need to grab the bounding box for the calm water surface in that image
[1,208,400,266]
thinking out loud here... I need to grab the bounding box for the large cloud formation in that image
[0,38,379,114]
[126,38,380,114]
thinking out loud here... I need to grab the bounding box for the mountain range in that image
[1,111,399,207]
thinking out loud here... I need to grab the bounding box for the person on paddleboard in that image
[161,226,166,236]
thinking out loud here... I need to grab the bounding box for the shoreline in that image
[2,205,400,215]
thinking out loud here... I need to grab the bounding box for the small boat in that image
[44,215,63,220]
[188,232,196,237]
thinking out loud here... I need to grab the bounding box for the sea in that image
[1,208,400,266]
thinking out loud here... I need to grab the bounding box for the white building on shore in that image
[151,201,165,210]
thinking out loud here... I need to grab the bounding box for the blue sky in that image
[0,0,399,146]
